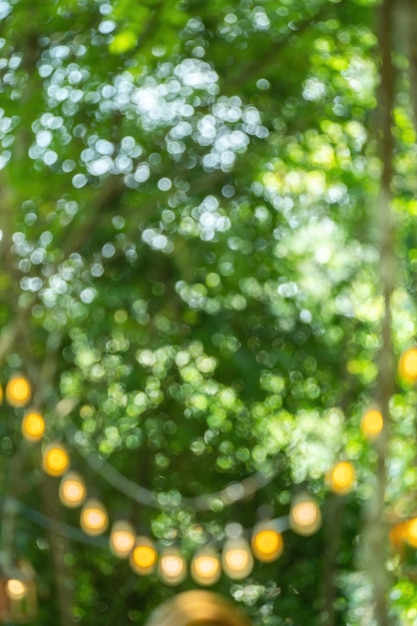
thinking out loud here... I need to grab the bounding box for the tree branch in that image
[219,0,349,91]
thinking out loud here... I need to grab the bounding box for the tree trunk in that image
[361,0,396,624]
[320,495,344,626]
[41,477,75,626]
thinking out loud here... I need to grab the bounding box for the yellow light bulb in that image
[222,539,253,580]
[191,549,221,586]
[22,411,45,442]
[361,409,383,439]
[158,548,187,585]
[42,444,69,477]
[290,496,322,536]
[251,527,283,562]
[0,384,3,404]
[329,461,355,495]
[80,499,108,536]
[59,472,86,508]
[399,348,417,381]
[6,376,31,407]
[130,537,158,575]
[109,521,135,558]
[6,579,27,601]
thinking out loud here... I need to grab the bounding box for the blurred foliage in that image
[0,0,417,624]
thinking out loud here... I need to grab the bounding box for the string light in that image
[6,376,31,407]
[42,444,69,477]
[109,521,135,558]
[328,461,356,495]
[361,409,384,439]
[222,538,253,580]
[6,579,27,601]
[130,537,158,575]
[399,348,417,382]
[158,548,187,585]
[10,372,399,575]
[59,472,86,508]
[191,549,221,586]
[21,411,45,442]
[251,525,283,562]
[290,495,322,536]
[80,499,108,536]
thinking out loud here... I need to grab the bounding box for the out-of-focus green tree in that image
[1,0,417,624]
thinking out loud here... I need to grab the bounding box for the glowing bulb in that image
[42,444,69,477]
[59,472,86,508]
[361,409,383,439]
[0,384,3,404]
[21,411,45,442]
[290,495,322,536]
[399,348,417,381]
[109,521,135,558]
[251,526,283,562]
[6,579,27,601]
[222,539,253,580]
[80,499,108,536]
[329,461,355,495]
[6,376,31,407]
[130,537,158,575]
[158,548,187,585]
[191,549,221,586]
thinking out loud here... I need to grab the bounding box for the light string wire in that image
[12,491,291,554]
[0,383,300,568]
[5,496,108,548]
[62,421,281,512]
[10,381,409,585]
[14,382,352,515]
[9,378,410,572]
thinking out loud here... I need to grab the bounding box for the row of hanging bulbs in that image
[4,346,417,584]
[54,470,321,584]
[42,451,335,585]
[0,376,323,583]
